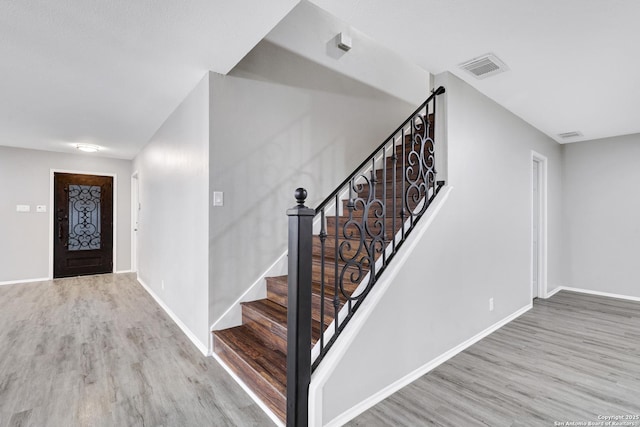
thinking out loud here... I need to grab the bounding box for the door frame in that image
[49,169,118,279]
[131,171,139,273]
[531,151,548,299]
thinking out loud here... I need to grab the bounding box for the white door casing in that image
[532,160,540,298]
[531,151,548,299]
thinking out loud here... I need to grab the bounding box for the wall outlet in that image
[16,204,30,212]
[489,297,494,312]
[36,205,47,213]
[161,280,165,290]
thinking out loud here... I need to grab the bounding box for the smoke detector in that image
[558,131,583,140]
[459,53,509,79]
[337,32,352,51]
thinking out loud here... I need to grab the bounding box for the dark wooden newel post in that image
[286,188,314,427]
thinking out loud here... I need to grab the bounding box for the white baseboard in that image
[136,275,209,356]
[212,353,284,427]
[557,286,640,302]
[544,286,562,298]
[0,277,50,286]
[115,269,133,274]
[325,302,533,427]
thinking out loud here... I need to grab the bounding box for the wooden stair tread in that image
[212,326,286,420]
[351,178,428,199]
[344,198,405,219]
[266,274,359,300]
[241,299,323,347]
[312,256,371,282]
[325,216,403,230]
[313,232,396,265]
[213,326,286,391]
[328,217,407,237]
[265,275,355,330]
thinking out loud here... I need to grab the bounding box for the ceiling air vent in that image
[558,131,583,139]
[459,53,509,79]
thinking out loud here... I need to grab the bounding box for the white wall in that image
[313,72,564,425]
[563,134,640,298]
[133,74,210,352]
[208,39,426,328]
[265,0,430,106]
[0,146,131,283]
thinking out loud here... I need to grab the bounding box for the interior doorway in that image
[53,172,114,278]
[532,160,540,298]
[531,152,547,300]
[131,172,139,272]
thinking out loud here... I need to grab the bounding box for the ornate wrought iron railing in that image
[286,86,445,426]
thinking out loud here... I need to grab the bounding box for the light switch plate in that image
[36,205,47,213]
[16,204,30,212]
[213,191,224,207]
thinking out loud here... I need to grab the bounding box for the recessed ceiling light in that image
[76,144,100,153]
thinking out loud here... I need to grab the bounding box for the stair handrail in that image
[314,85,445,214]
[286,86,446,427]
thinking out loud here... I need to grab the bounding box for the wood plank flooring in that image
[0,273,274,427]
[348,291,640,427]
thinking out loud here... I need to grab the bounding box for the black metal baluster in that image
[333,193,340,336]
[392,138,397,252]
[431,94,437,200]
[401,127,406,240]
[407,113,420,230]
[430,86,445,201]
[319,209,326,351]
[349,174,359,314]
[381,145,387,267]
[286,188,313,427]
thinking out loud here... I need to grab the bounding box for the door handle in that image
[57,216,67,241]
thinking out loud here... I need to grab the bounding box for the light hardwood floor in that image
[348,291,640,426]
[4,276,639,427]
[0,274,273,427]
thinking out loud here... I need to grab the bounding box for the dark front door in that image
[54,173,114,278]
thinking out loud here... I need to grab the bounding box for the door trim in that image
[49,169,118,279]
[131,171,139,273]
[531,151,548,299]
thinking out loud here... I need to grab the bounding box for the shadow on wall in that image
[208,40,421,324]
[229,40,410,102]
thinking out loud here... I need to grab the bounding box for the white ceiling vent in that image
[459,53,509,79]
[558,131,583,139]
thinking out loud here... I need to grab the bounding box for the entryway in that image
[53,172,114,278]
[531,152,547,299]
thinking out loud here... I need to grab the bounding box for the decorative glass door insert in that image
[68,184,102,251]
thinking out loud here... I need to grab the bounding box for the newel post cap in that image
[294,188,307,205]
[287,187,315,216]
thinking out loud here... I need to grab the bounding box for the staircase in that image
[213,88,444,424]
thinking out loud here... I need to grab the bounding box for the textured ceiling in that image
[311,0,640,144]
[1,0,639,159]
[0,0,298,159]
